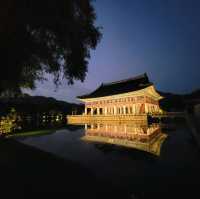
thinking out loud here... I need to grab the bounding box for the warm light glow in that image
[82,122,167,156]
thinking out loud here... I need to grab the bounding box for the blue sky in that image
[25,0,200,103]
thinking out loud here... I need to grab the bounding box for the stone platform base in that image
[67,114,148,125]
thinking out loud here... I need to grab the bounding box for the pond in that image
[17,122,200,199]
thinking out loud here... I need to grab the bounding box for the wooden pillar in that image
[130,106,133,114]
[136,104,138,115]
[97,107,100,115]
[149,105,152,113]
[132,104,135,115]
[144,103,148,113]
[156,105,160,113]
[121,107,123,114]
[114,106,117,115]
[136,104,139,114]
[123,106,126,115]
[105,107,107,115]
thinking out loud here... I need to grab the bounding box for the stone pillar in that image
[85,124,87,130]
[124,124,127,133]
[85,107,87,115]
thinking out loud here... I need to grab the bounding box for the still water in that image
[17,122,200,198]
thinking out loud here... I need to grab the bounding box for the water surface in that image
[17,123,200,198]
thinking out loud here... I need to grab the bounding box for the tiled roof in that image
[78,73,152,99]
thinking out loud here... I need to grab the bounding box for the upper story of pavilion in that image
[77,73,163,115]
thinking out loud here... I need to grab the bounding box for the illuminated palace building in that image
[67,73,163,124]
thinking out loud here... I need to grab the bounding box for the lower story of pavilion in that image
[84,103,161,115]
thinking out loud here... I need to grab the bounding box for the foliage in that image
[0,0,101,94]
[0,108,22,134]
[0,95,84,133]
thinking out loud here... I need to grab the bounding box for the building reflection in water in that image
[82,123,167,156]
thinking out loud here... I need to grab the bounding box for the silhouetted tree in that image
[0,0,101,93]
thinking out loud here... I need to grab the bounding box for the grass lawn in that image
[5,129,56,138]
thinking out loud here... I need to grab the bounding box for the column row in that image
[84,104,144,115]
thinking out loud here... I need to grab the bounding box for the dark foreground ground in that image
[0,132,200,199]
[0,139,130,199]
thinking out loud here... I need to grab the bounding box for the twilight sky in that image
[25,0,200,103]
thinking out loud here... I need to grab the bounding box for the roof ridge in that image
[102,73,148,86]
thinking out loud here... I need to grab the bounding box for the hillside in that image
[159,89,200,111]
[0,94,84,116]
